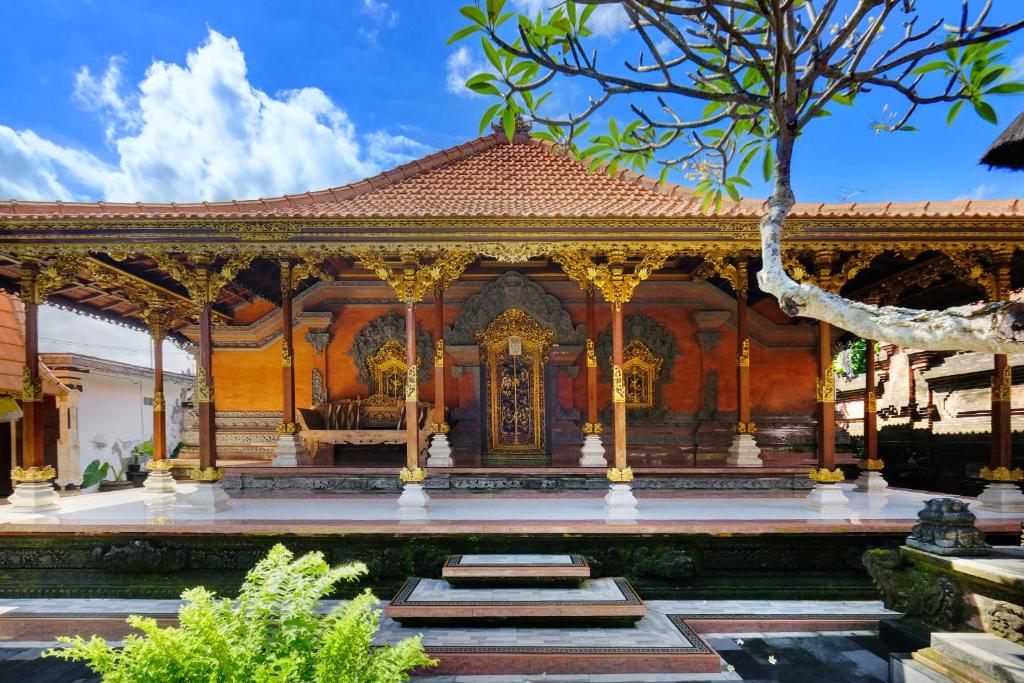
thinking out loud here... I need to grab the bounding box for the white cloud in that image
[510,0,628,37]
[363,0,398,27]
[446,46,489,97]
[0,29,426,203]
[954,183,997,201]
[1011,53,1024,80]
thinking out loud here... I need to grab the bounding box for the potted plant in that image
[126,440,153,487]
[79,459,108,493]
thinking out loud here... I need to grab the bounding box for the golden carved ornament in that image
[190,466,224,482]
[809,467,845,483]
[399,466,427,483]
[21,366,42,403]
[152,391,165,413]
[195,365,214,404]
[475,308,555,362]
[404,365,418,402]
[816,373,836,403]
[551,246,673,307]
[355,249,475,303]
[215,222,304,241]
[583,422,603,434]
[287,254,334,289]
[281,345,293,368]
[586,339,597,368]
[858,458,885,471]
[146,459,175,472]
[434,339,445,368]
[738,339,750,367]
[430,421,450,434]
[981,466,1024,482]
[82,257,197,322]
[607,466,634,483]
[10,465,56,482]
[151,251,258,305]
[612,365,626,404]
[736,421,757,434]
[622,340,663,409]
[277,422,299,435]
[866,391,877,414]
[991,365,1012,402]
[694,252,749,298]
[367,340,411,399]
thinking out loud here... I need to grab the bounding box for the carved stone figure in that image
[347,311,432,386]
[906,498,991,556]
[988,601,1024,645]
[92,540,189,574]
[311,368,327,405]
[448,271,583,345]
[862,548,962,630]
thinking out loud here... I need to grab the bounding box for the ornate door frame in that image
[475,308,554,454]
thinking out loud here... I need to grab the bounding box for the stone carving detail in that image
[862,548,962,630]
[347,311,432,385]
[597,313,679,424]
[696,330,722,354]
[448,271,583,345]
[311,368,327,405]
[700,370,719,419]
[92,540,190,574]
[987,602,1024,644]
[906,498,991,556]
[304,328,331,356]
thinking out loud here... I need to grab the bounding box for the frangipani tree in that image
[451,0,1024,353]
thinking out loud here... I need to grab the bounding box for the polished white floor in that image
[0,483,1019,526]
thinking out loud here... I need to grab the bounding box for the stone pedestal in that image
[397,483,430,519]
[725,434,762,467]
[976,482,1024,513]
[579,434,607,467]
[182,482,230,510]
[604,483,639,521]
[426,434,454,468]
[271,434,308,467]
[7,482,60,511]
[142,468,177,493]
[805,483,850,513]
[854,470,889,493]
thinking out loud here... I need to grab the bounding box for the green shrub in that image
[44,544,435,682]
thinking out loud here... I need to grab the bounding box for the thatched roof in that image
[981,112,1024,170]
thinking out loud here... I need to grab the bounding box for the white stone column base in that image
[272,434,308,467]
[579,434,607,467]
[725,433,762,467]
[7,481,60,511]
[976,482,1024,513]
[182,482,230,510]
[805,483,850,513]
[604,483,639,520]
[425,434,454,467]
[853,470,888,493]
[397,483,430,519]
[142,469,178,493]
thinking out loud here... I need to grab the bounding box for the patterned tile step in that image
[375,611,720,676]
[385,577,645,627]
[443,554,590,587]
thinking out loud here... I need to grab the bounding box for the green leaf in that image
[481,37,504,71]
[973,100,998,125]
[910,61,949,76]
[986,82,1024,95]
[946,100,965,125]
[467,78,501,96]
[460,5,487,26]
[447,24,480,45]
[479,102,504,133]
[502,107,517,141]
[761,145,774,182]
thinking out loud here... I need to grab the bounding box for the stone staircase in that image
[381,553,722,677]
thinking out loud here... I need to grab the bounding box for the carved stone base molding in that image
[977,482,1024,513]
[725,434,762,467]
[604,483,639,521]
[579,434,607,467]
[397,483,430,519]
[853,470,889,494]
[271,433,308,467]
[7,481,60,511]
[142,469,177,493]
[805,482,850,514]
[182,482,230,511]
[426,434,453,468]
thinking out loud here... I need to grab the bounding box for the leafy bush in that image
[80,459,110,489]
[44,544,435,682]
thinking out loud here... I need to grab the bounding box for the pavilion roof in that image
[1,132,1021,222]
[981,111,1024,171]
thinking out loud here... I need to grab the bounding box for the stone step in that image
[384,577,645,627]
[924,632,1024,682]
[442,553,590,587]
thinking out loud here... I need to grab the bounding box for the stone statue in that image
[906,498,991,556]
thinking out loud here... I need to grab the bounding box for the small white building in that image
[40,353,192,487]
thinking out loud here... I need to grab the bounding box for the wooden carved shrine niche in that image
[476,308,554,455]
[367,340,408,400]
[622,340,663,410]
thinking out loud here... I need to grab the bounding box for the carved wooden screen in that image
[622,340,664,409]
[476,308,554,454]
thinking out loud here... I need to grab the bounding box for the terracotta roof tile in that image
[1,133,1021,221]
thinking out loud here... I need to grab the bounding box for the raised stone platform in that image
[385,576,645,627]
[442,553,590,587]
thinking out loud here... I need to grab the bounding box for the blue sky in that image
[1,1,1023,369]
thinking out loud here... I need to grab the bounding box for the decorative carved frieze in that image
[304,328,331,357]
[311,368,327,405]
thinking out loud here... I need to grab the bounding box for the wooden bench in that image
[297,394,433,464]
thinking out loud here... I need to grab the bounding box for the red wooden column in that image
[151,317,167,460]
[404,301,419,472]
[814,321,837,474]
[432,285,446,433]
[611,300,627,470]
[735,259,752,433]
[280,261,297,433]
[864,340,878,463]
[585,285,599,430]
[20,264,44,471]
[196,299,217,473]
[990,257,1012,472]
